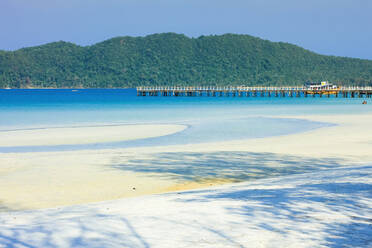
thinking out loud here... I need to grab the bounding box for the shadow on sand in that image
[173,165,372,247]
[1,152,371,247]
[111,151,351,182]
[0,209,151,248]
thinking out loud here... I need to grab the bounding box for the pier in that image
[136,86,372,98]
[137,86,372,98]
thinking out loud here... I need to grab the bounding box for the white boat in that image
[305,81,338,90]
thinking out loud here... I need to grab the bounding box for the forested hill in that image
[1,33,372,88]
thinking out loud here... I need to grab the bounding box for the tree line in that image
[1,33,372,88]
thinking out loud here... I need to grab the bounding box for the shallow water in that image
[0,88,370,152]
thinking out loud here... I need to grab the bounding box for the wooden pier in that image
[136,86,372,98]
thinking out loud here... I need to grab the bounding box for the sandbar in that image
[0,124,186,147]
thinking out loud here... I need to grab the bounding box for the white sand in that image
[1,164,371,247]
[1,112,372,247]
[0,147,180,211]
[0,124,186,147]
[0,113,372,211]
[117,113,372,162]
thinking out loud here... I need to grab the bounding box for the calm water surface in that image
[0,89,371,152]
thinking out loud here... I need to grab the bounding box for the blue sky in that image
[0,0,371,59]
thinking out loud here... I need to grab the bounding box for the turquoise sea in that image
[0,89,371,153]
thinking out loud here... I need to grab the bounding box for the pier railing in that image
[136,86,372,98]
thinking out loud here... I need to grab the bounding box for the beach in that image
[1,0,371,245]
[0,113,371,211]
[1,163,370,247]
[0,124,186,147]
[0,89,371,247]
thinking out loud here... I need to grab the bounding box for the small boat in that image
[305,81,339,95]
[362,101,367,104]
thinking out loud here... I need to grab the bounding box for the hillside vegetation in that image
[0,33,371,88]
